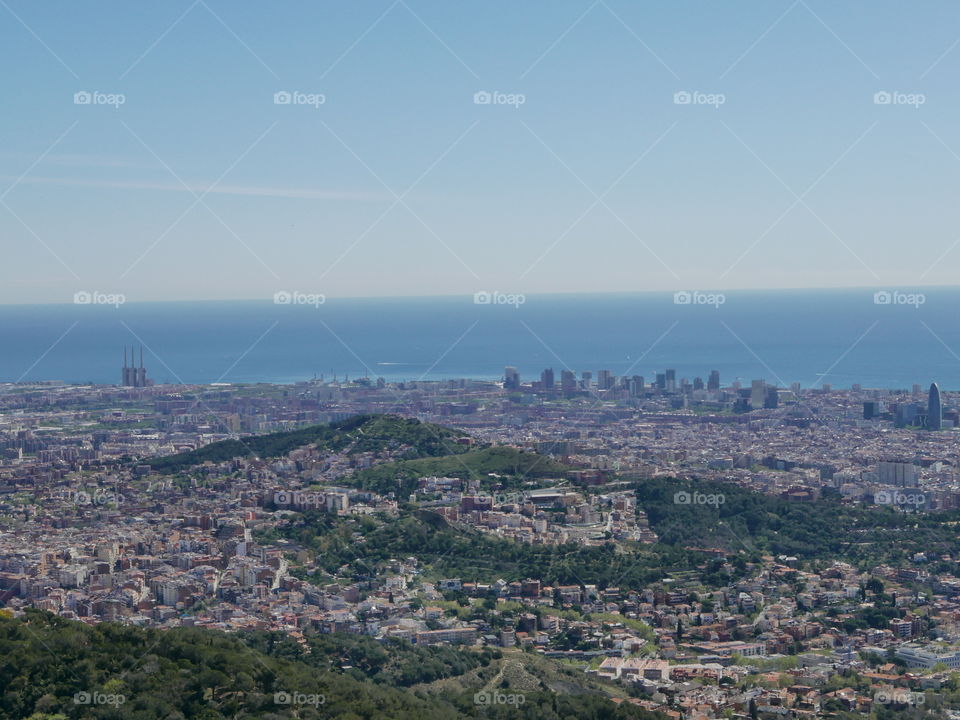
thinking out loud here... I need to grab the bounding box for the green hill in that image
[632,476,960,569]
[147,414,469,474]
[347,445,569,497]
[0,610,664,720]
[264,508,723,588]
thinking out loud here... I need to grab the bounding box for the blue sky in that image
[3,0,960,303]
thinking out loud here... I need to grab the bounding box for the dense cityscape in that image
[2,354,960,718]
[6,2,960,718]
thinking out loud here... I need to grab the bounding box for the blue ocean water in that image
[2,288,959,390]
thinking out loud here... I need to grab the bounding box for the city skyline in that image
[5,285,960,389]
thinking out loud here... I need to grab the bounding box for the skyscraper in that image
[541,368,555,389]
[597,370,614,390]
[504,366,520,390]
[764,386,779,409]
[928,382,943,430]
[708,370,720,391]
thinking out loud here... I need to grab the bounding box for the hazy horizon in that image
[0,282,957,307]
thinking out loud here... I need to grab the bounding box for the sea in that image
[1,287,958,390]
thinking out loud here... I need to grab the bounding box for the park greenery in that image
[147,415,469,474]
[0,610,665,720]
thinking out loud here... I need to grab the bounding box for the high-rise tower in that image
[708,370,720,391]
[541,368,555,389]
[928,382,943,430]
[597,369,614,390]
